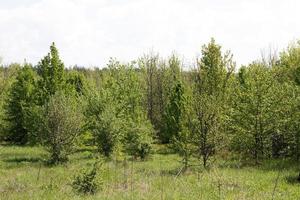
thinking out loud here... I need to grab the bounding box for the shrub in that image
[93,107,122,157]
[123,119,153,160]
[72,160,102,195]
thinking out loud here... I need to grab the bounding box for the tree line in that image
[0,40,300,174]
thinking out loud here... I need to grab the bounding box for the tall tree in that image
[193,38,234,167]
[165,81,185,141]
[36,42,65,104]
[229,63,291,163]
[4,64,36,144]
[278,41,300,160]
[161,55,182,143]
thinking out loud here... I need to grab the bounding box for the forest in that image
[0,39,300,199]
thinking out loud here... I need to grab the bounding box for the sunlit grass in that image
[0,145,299,199]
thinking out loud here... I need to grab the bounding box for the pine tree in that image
[4,64,36,144]
[165,81,185,141]
[36,42,65,104]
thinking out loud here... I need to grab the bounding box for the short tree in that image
[122,117,153,160]
[72,160,103,195]
[87,60,153,159]
[40,92,83,164]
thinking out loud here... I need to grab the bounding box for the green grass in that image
[0,145,299,199]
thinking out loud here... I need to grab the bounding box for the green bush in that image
[71,160,102,195]
[39,92,84,164]
[138,143,152,160]
[123,119,153,160]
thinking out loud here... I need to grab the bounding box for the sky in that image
[0,0,300,68]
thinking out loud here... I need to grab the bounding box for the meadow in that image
[0,145,299,200]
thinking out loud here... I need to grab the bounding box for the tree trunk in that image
[203,154,207,168]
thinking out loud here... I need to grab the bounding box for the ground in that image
[0,145,299,200]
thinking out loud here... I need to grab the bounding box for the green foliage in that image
[86,60,153,159]
[122,118,153,159]
[36,42,65,104]
[230,64,273,160]
[229,63,298,162]
[39,92,84,164]
[192,38,234,167]
[93,104,121,157]
[1,146,300,199]
[279,40,300,84]
[66,70,87,95]
[4,64,36,144]
[2,39,300,180]
[72,160,102,195]
[164,81,185,142]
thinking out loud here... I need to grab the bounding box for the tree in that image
[87,59,153,159]
[36,42,65,105]
[140,54,159,126]
[165,81,185,141]
[40,92,83,164]
[0,64,22,140]
[278,42,300,160]
[110,61,153,159]
[86,89,121,157]
[171,89,195,171]
[193,38,234,168]
[229,63,291,163]
[66,70,87,96]
[161,55,182,143]
[4,64,36,144]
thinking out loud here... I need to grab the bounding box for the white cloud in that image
[0,0,299,67]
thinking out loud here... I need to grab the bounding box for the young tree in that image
[4,64,36,144]
[36,42,65,104]
[229,64,287,163]
[87,59,153,159]
[111,61,153,159]
[40,92,83,164]
[161,55,182,143]
[170,86,195,170]
[139,54,159,126]
[278,42,300,160]
[66,70,87,96]
[165,81,185,141]
[0,64,22,140]
[193,38,234,168]
[86,88,121,157]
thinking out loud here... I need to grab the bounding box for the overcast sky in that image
[0,0,300,67]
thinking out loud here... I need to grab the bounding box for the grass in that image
[0,145,299,199]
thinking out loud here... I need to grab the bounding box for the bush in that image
[138,143,152,160]
[93,107,122,157]
[71,160,102,195]
[123,119,153,160]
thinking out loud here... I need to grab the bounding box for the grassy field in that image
[0,145,299,200]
